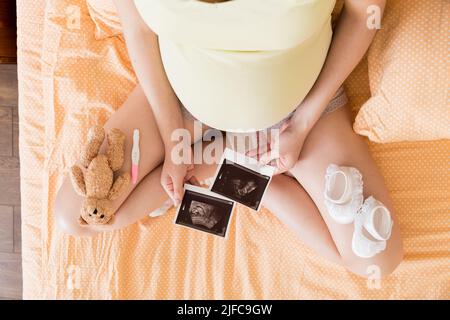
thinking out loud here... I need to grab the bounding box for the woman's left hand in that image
[247,119,308,175]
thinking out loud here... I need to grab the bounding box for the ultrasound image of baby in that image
[232,179,258,198]
[189,200,221,229]
[175,185,235,238]
[211,161,272,211]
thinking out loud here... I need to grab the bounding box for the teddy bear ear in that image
[78,216,89,226]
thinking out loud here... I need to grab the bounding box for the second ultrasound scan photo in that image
[174,185,235,238]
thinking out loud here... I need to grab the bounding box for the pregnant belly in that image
[159,18,332,132]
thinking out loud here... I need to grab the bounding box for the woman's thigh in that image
[54,84,206,235]
[288,106,403,277]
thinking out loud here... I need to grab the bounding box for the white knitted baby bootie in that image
[324,164,364,224]
[352,196,394,258]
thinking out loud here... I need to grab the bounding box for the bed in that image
[17,0,450,299]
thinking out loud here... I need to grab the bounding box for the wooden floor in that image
[0,64,21,300]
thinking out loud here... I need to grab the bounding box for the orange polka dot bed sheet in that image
[17,0,449,299]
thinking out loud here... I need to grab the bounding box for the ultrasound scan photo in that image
[211,160,271,211]
[175,185,235,238]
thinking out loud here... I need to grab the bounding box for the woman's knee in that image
[344,254,404,279]
[318,161,403,278]
[335,209,404,278]
[54,208,83,237]
[54,203,101,237]
[341,238,404,278]
[53,180,102,237]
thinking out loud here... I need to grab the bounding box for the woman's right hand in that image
[160,151,194,206]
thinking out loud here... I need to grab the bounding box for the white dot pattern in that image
[354,0,450,142]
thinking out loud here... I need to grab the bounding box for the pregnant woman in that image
[54,0,403,277]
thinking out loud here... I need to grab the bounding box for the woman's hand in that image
[247,119,309,175]
[160,147,195,206]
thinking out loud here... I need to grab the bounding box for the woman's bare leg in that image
[262,174,343,265]
[55,86,402,277]
[53,85,208,236]
[287,105,403,277]
[90,150,345,268]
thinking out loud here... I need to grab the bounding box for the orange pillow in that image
[354,0,450,143]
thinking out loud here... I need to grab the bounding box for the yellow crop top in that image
[134,0,336,132]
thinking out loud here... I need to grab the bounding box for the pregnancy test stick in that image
[131,129,140,184]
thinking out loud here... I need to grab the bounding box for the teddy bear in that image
[70,126,130,225]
